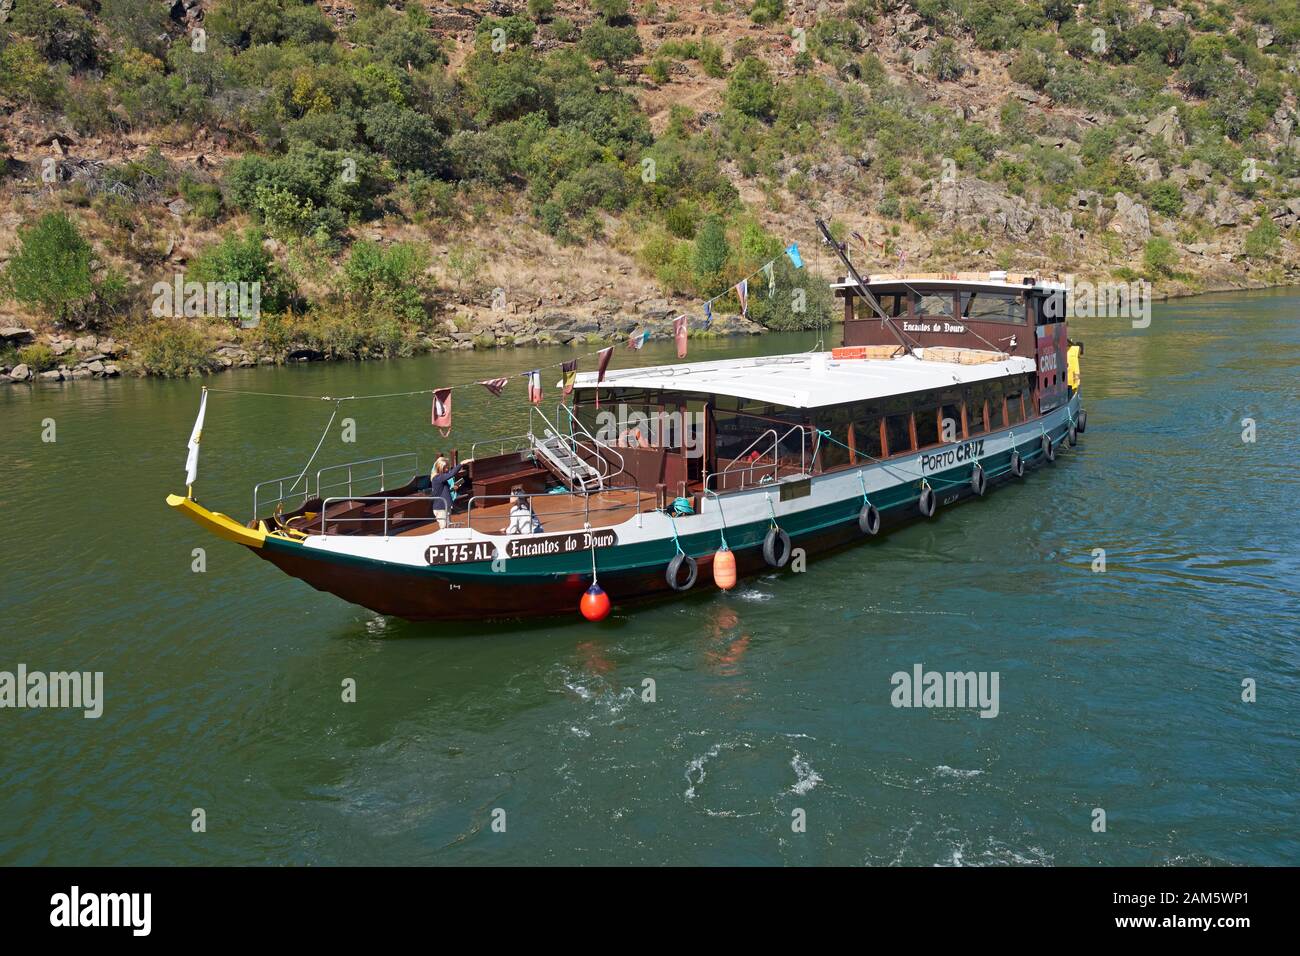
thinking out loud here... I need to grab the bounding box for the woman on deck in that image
[503,486,544,535]
[430,455,465,528]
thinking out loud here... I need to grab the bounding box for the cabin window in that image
[1035,291,1066,324]
[913,403,942,448]
[963,384,989,435]
[940,400,964,442]
[1005,390,1026,426]
[853,411,884,461]
[815,405,854,470]
[959,291,1025,324]
[884,412,913,456]
[913,292,955,318]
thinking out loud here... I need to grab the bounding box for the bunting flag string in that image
[202,234,814,414]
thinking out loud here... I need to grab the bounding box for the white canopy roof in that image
[571,350,1036,409]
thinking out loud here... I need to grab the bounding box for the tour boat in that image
[169,260,1086,622]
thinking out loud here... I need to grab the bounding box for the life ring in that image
[666,553,697,591]
[762,527,792,567]
[917,484,936,518]
[1041,434,1055,462]
[1077,409,1087,433]
[858,502,880,535]
[1010,451,1024,477]
[1068,423,1078,447]
[970,463,987,496]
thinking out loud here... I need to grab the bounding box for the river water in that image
[2,289,1298,865]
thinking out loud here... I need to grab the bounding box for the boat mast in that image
[815,218,914,356]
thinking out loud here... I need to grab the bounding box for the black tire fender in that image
[918,484,937,518]
[970,463,987,496]
[1068,423,1078,447]
[858,502,880,535]
[1077,409,1087,434]
[1042,434,1056,462]
[1010,451,1024,478]
[666,553,697,591]
[762,527,792,568]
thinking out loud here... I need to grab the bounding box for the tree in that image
[363,103,446,173]
[693,217,730,289]
[189,229,294,313]
[579,23,642,68]
[2,213,95,324]
[724,57,777,120]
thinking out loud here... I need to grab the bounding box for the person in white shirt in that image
[502,488,543,535]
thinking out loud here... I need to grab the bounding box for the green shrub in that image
[128,322,215,377]
[725,57,777,120]
[1147,181,1184,218]
[2,213,94,325]
[551,17,577,41]
[749,0,785,25]
[592,0,630,23]
[693,217,730,288]
[579,23,642,67]
[8,0,98,68]
[17,343,58,372]
[528,0,555,21]
[363,103,448,173]
[1243,219,1280,259]
[189,229,295,314]
[338,240,431,323]
[1143,237,1178,276]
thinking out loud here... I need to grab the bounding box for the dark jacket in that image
[430,462,463,511]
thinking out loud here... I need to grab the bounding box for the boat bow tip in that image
[166,493,267,549]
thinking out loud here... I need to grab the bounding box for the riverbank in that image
[3,278,1297,385]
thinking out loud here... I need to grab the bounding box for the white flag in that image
[185,389,207,488]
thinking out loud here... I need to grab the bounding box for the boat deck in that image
[280,488,656,538]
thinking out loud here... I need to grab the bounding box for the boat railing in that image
[252,471,317,523]
[252,452,419,522]
[529,405,622,490]
[470,435,533,460]
[704,424,810,492]
[317,494,431,537]
[316,453,420,506]
[457,485,645,531]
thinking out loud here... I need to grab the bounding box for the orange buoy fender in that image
[580,583,611,621]
[713,547,737,590]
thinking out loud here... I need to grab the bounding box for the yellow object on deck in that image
[166,494,267,549]
[1067,344,1081,389]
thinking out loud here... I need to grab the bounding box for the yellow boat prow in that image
[166,494,267,549]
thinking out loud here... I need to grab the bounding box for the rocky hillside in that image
[1,0,1297,380]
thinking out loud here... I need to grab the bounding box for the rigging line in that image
[288,400,341,495]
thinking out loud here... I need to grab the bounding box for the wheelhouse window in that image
[1034,290,1066,325]
[959,291,1026,324]
[816,404,854,470]
[913,292,955,318]
[876,293,906,317]
[939,390,965,443]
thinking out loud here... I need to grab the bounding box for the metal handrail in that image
[316,452,419,504]
[529,406,608,489]
[558,404,626,481]
[253,471,315,522]
[470,434,532,460]
[317,494,432,538]
[705,424,810,492]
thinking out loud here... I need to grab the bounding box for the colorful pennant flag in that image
[561,359,577,396]
[785,242,803,269]
[526,370,543,405]
[628,329,650,350]
[762,261,775,298]
[595,345,614,409]
[735,278,748,317]
[703,301,713,329]
[478,377,508,396]
[431,387,453,437]
[673,315,688,360]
